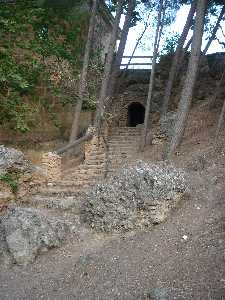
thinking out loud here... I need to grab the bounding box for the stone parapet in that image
[42,152,62,184]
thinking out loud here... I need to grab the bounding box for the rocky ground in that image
[0,102,225,299]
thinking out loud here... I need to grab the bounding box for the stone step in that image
[108,153,134,157]
[76,169,103,175]
[58,179,95,186]
[85,160,106,165]
[63,166,82,177]
[113,127,142,131]
[110,130,141,134]
[108,163,127,168]
[108,142,137,147]
[108,148,137,152]
[65,163,104,171]
[28,195,81,214]
[108,148,137,153]
[108,160,132,165]
[111,130,141,133]
[110,134,140,138]
[63,155,84,167]
[108,142,139,146]
[108,155,131,160]
[64,173,103,181]
[108,158,130,163]
[107,169,121,174]
[39,181,100,196]
[108,164,127,169]
[110,131,140,134]
[39,187,83,196]
[85,155,105,160]
[109,142,139,146]
[109,136,140,140]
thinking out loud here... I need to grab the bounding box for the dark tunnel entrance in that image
[127,102,145,127]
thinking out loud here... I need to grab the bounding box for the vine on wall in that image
[0,0,102,133]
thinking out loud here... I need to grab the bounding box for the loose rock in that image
[81,161,187,232]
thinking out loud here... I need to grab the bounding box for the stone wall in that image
[110,52,225,127]
[41,152,62,184]
[111,83,163,127]
[94,0,116,63]
[111,92,146,127]
[83,0,119,64]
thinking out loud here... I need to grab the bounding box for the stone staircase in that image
[28,127,142,211]
[39,135,106,193]
[106,127,141,176]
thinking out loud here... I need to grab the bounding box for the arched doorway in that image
[127,102,145,127]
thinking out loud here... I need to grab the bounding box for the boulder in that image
[0,207,69,265]
[81,161,187,232]
[0,220,14,267]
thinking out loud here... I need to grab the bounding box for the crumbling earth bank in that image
[81,161,188,232]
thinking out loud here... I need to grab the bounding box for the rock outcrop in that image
[0,145,46,207]
[81,161,187,232]
[0,207,69,266]
[0,145,27,173]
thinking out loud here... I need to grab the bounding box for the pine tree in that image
[168,0,207,156]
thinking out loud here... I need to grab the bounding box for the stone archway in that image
[127,102,145,127]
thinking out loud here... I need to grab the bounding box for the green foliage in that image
[0,0,89,133]
[0,172,20,194]
[83,54,104,111]
[161,33,180,55]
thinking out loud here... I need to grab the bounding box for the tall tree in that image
[69,0,97,142]
[95,0,124,129]
[161,0,197,118]
[202,4,225,55]
[168,0,207,156]
[109,0,136,96]
[142,0,166,148]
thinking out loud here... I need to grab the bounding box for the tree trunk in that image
[69,0,97,142]
[184,35,193,51]
[168,0,207,156]
[95,0,124,129]
[202,4,225,55]
[161,0,196,117]
[56,133,93,155]
[142,0,165,148]
[215,99,225,140]
[109,0,136,96]
[174,35,193,80]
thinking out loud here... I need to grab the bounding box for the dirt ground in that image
[0,102,225,300]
